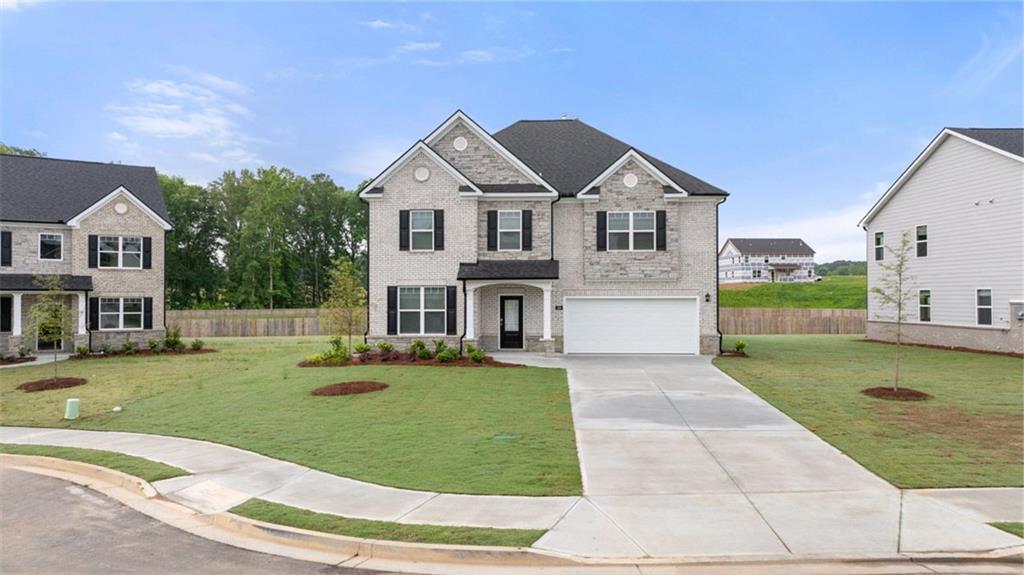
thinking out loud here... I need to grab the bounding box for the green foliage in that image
[17,346,29,358]
[376,341,394,353]
[466,343,479,355]
[468,349,487,363]
[323,257,367,351]
[354,342,371,354]
[991,523,1024,538]
[190,339,205,351]
[436,348,459,363]
[101,343,113,354]
[164,327,185,352]
[0,143,45,157]
[416,346,434,360]
[161,174,225,309]
[26,275,75,379]
[816,260,867,276]
[75,346,89,356]
[720,275,866,309]
[733,340,747,352]
[147,338,162,353]
[433,339,448,355]
[122,340,137,355]
[409,339,427,355]
[318,337,351,363]
[0,444,187,483]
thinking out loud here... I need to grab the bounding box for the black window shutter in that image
[522,210,533,251]
[656,210,667,251]
[386,286,397,335]
[0,297,11,332]
[398,211,410,251]
[445,286,457,335]
[143,297,153,329]
[596,211,607,252]
[88,235,98,268]
[434,210,444,251]
[487,211,497,251]
[89,297,99,331]
[143,237,153,269]
[0,231,10,267]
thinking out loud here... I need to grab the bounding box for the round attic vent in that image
[114,202,129,214]
[623,173,639,188]
[453,136,468,151]
[414,166,431,182]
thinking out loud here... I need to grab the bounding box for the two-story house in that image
[360,111,728,355]
[718,238,816,284]
[0,154,171,355]
[859,127,1023,354]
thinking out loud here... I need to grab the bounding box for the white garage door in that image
[563,297,699,354]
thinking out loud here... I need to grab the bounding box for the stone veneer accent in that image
[432,123,534,185]
[0,225,73,274]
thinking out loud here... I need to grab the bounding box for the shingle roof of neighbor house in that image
[0,154,168,224]
[947,128,1023,158]
[725,238,815,256]
[493,119,729,198]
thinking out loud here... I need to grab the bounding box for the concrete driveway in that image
[495,353,1022,559]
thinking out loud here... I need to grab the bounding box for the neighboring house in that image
[360,111,729,355]
[718,238,816,284]
[0,154,171,355]
[859,128,1023,354]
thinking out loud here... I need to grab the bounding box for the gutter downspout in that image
[360,195,371,345]
[716,196,727,354]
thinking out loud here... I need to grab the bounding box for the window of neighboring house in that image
[976,289,992,325]
[607,211,655,251]
[808,269,813,278]
[919,290,931,322]
[39,233,63,260]
[781,255,786,260]
[398,287,446,335]
[497,210,522,251]
[916,225,928,257]
[409,211,434,251]
[744,256,749,263]
[99,236,143,268]
[99,297,143,330]
[764,256,769,263]
[753,270,762,279]
[874,232,884,261]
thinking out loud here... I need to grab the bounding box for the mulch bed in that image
[311,381,389,396]
[1,356,37,366]
[17,377,88,392]
[861,339,1023,359]
[719,351,748,358]
[71,349,218,360]
[861,386,932,401]
[300,351,522,368]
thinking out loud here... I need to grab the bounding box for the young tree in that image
[26,275,76,380]
[323,257,367,350]
[870,231,915,391]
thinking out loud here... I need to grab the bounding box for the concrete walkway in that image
[2,353,1021,560]
[0,352,71,369]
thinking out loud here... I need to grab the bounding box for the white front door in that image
[563,297,699,354]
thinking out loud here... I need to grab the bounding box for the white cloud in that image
[398,41,441,52]
[129,79,217,102]
[333,141,407,179]
[106,131,128,142]
[461,49,495,63]
[0,0,39,12]
[360,19,418,32]
[412,58,452,67]
[945,27,1023,99]
[460,46,535,64]
[722,201,874,263]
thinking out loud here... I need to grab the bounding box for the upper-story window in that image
[916,225,928,257]
[39,233,63,261]
[607,211,654,251]
[874,232,884,261]
[409,211,434,251]
[498,211,522,251]
[99,236,143,268]
[763,256,769,263]
[976,289,992,325]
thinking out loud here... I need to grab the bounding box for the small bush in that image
[190,339,205,351]
[305,353,327,363]
[468,349,486,363]
[329,335,348,354]
[164,327,184,352]
[76,346,89,356]
[466,343,478,354]
[326,342,351,363]
[354,342,371,354]
[409,339,427,354]
[122,340,137,355]
[16,346,29,358]
[433,339,448,355]
[415,346,434,360]
[147,338,162,353]
[734,340,747,353]
[436,348,459,363]
[376,341,395,353]
[101,343,113,354]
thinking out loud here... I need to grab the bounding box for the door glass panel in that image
[504,299,520,332]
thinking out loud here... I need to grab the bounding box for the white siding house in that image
[719,238,816,284]
[859,128,1023,354]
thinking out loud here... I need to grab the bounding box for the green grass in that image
[232,498,544,547]
[720,275,866,309]
[715,335,1022,488]
[0,443,188,482]
[990,522,1024,538]
[0,337,580,496]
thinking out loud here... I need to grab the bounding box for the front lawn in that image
[0,444,188,482]
[715,335,1022,488]
[719,275,866,309]
[0,337,581,496]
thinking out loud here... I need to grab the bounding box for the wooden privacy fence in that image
[166,308,366,338]
[720,307,865,335]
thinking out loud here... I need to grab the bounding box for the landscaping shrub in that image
[16,346,29,358]
[75,346,89,357]
[734,340,747,353]
[164,327,185,352]
[436,348,459,363]
[190,339,205,351]
[468,349,486,363]
[101,343,113,354]
[433,339,448,355]
[376,341,395,353]
[416,346,434,361]
[409,339,427,355]
[147,338,162,353]
[122,340,137,355]
[466,343,478,354]
[354,342,371,354]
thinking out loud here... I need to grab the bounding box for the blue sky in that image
[3,1,1021,260]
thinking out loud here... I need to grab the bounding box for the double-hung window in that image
[498,211,522,251]
[39,233,63,260]
[99,297,143,330]
[607,211,654,251]
[918,290,931,322]
[398,287,446,335]
[874,232,884,261]
[976,289,992,326]
[409,211,434,251]
[916,225,928,257]
[99,236,143,268]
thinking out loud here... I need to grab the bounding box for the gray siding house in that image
[859,128,1023,354]
[0,155,170,355]
[361,111,728,355]
[719,238,816,284]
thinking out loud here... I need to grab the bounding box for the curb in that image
[3,455,1022,573]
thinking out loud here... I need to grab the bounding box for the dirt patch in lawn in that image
[873,403,1022,462]
[862,387,932,401]
[17,377,88,392]
[312,381,389,396]
[719,351,748,358]
[1,356,37,366]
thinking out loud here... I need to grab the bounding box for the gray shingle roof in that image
[947,128,1022,158]
[723,238,815,256]
[0,154,168,224]
[457,260,560,280]
[493,119,728,198]
[0,273,93,291]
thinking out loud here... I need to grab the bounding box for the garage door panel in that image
[564,298,698,354]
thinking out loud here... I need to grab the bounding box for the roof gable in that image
[67,186,172,230]
[575,149,685,197]
[721,238,815,256]
[358,141,483,198]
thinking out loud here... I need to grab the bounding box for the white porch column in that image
[541,285,553,341]
[465,286,476,340]
[11,292,22,336]
[77,292,87,334]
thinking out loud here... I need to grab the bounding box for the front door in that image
[499,296,524,349]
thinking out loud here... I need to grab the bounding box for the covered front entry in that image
[563,296,699,354]
[459,259,559,353]
[499,295,524,349]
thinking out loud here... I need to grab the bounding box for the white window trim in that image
[98,235,144,269]
[98,296,144,331]
[975,287,993,326]
[607,211,656,252]
[497,210,523,252]
[915,224,928,258]
[408,211,435,252]
[918,288,931,323]
[397,286,447,336]
[874,231,885,261]
[38,232,64,261]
